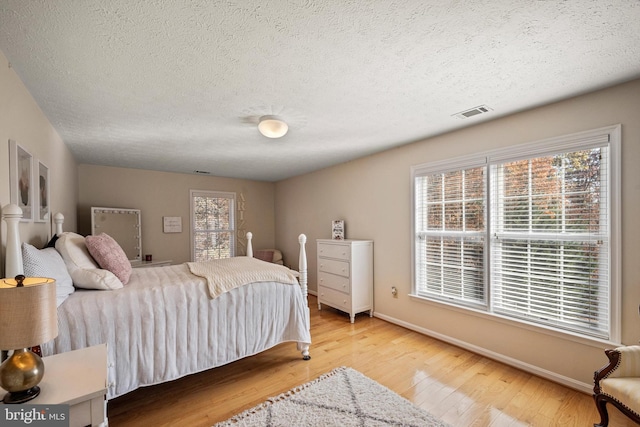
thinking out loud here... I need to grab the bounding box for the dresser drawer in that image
[318,258,350,277]
[318,285,352,309]
[318,243,350,261]
[318,271,350,294]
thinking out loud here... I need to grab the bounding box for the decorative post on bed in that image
[245,232,253,257]
[3,204,24,278]
[297,233,311,360]
[53,212,64,236]
[298,234,308,301]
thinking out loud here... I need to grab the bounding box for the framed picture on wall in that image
[163,216,182,233]
[8,140,33,221]
[35,159,50,223]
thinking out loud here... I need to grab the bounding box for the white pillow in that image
[22,243,75,306]
[55,232,123,290]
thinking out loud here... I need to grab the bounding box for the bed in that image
[2,205,311,400]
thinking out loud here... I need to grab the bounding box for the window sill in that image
[408,293,621,350]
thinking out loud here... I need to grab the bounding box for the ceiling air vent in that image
[453,105,493,119]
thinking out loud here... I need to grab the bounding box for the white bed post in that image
[298,234,308,300]
[297,233,310,360]
[2,204,24,278]
[53,212,65,235]
[245,232,253,257]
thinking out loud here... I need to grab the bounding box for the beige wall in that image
[275,78,640,391]
[4,35,639,391]
[0,49,78,275]
[78,165,276,265]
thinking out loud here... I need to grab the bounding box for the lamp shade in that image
[0,277,58,350]
[258,115,288,138]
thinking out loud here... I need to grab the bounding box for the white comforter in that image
[41,263,311,399]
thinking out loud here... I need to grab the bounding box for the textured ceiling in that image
[1,1,639,182]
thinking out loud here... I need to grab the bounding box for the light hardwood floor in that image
[108,295,633,426]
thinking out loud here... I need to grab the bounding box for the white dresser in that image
[317,239,373,323]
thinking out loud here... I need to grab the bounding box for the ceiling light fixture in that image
[258,115,288,138]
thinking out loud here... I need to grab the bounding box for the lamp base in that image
[0,348,45,404]
[2,386,40,404]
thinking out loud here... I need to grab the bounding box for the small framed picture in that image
[35,159,50,223]
[332,220,345,240]
[163,216,183,233]
[8,140,33,221]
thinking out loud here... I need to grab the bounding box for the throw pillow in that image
[254,249,275,263]
[22,242,75,306]
[55,232,123,290]
[85,233,132,285]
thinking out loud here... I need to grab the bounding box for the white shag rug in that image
[214,366,449,427]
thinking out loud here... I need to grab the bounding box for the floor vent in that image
[453,105,493,119]
[194,170,211,174]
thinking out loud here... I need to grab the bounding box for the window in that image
[412,126,620,341]
[190,190,236,261]
[414,164,486,307]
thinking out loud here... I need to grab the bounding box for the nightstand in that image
[31,344,108,427]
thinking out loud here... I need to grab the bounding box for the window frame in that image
[413,157,489,310]
[410,125,621,343]
[190,190,236,262]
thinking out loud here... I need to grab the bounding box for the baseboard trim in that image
[373,312,593,395]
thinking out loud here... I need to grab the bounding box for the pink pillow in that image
[254,249,275,262]
[85,233,132,285]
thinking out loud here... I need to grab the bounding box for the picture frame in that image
[332,220,345,240]
[8,140,33,221]
[35,159,50,223]
[163,216,182,233]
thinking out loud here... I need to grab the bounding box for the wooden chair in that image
[593,345,640,426]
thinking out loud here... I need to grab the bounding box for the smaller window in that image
[414,165,487,307]
[190,190,236,261]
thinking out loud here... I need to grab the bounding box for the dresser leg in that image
[318,303,322,310]
[350,315,355,323]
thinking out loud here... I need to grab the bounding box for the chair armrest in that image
[594,345,640,394]
[610,346,640,377]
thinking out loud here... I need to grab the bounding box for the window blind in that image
[490,148,609,337]
[412,126,618,341]
[191,190,236,261]
[415,166,486,306]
